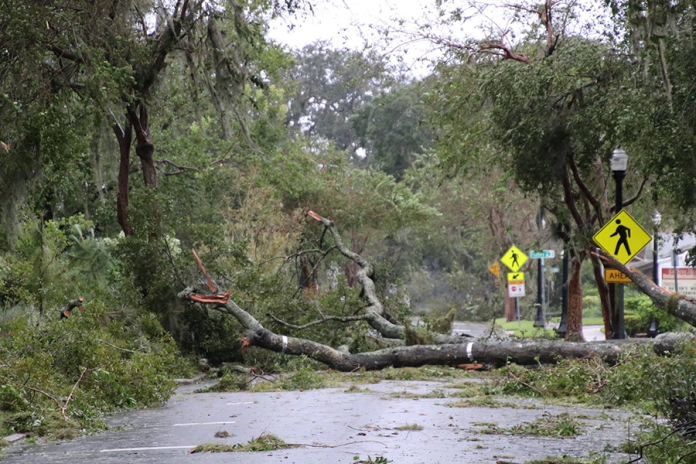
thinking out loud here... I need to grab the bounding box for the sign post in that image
[528,250,554,328]
[594,209,652,339]
[502,247,528,327]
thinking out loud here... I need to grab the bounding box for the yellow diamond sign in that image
[488,261,500,278]
[593,210,652,265]
[501,245,528,272]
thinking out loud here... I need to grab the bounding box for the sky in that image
[268,0,610,75]
[267,0,482,74]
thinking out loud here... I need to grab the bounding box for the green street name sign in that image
[528,250,555,259]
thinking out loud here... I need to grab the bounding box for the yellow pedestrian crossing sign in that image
[488,262,500,278]
[507,272,524,284]
[501,245,528,272]
[593,210,652,265]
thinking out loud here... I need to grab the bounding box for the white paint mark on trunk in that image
[226,401,255,405]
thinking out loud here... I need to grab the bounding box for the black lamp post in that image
[648,210,661,338]
[611,148,628,340]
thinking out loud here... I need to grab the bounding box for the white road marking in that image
[100,445,195,452]
[172,421,236,427]
[226,401,255,405]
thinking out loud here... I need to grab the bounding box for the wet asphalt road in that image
[2,380,635,464]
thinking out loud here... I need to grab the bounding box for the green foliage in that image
[192,433,295,453]
[0,306,185,437]
[404,325,435,345]
[430,308,456,334]
[624,295,679,335]
[474,413,583,438]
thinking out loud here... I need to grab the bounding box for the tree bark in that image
[113,120,134,236]
[589,252,612,339]
[128,104,157,188]
[566,254,585,341]
[505,291,516,322]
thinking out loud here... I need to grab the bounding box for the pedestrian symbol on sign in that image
[610,219,631,256]
[511,251,520,268]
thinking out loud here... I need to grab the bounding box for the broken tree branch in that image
[306,211,470,343]
[593,250,696,327]
[62,367,89,420]
[267,313,370,330]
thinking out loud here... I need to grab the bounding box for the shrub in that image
[0,306,186,437]
[625,296,679,335]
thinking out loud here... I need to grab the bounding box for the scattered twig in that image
[96,338,138,354]
[9,381,63,406]
[62,367,89,420]
[267,312,369,330]
[508,370,545,397]
[286,440,387,448]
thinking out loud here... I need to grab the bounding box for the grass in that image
[192,433,296,453]
[496,317,607,330]
[510,413,583,437]
[495,318,537,330]
[393,423,423,431]
[446,396,527,409]
[387,389,447,399]
[472,413,583,438]
[549,316,606,326]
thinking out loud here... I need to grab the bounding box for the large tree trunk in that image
[179,287,692,371]
[504,291,516,322]
[566,254,585,341]
[589,252,612,340]
[113,120,134,236]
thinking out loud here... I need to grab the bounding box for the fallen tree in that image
[178,287,692,370]
[595,251,696,327]
[179,212,696,372]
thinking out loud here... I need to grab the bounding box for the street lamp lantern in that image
[611,149,628,172]
[652,210,662,227]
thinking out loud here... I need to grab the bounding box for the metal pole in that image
[534,258,546,327]
[672,242,680,293]
[648,231,659,337]
[557,249,568,338]
[514,297,520,328]
[612,171,626,339]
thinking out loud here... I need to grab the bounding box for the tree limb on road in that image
[180,286,693,371]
